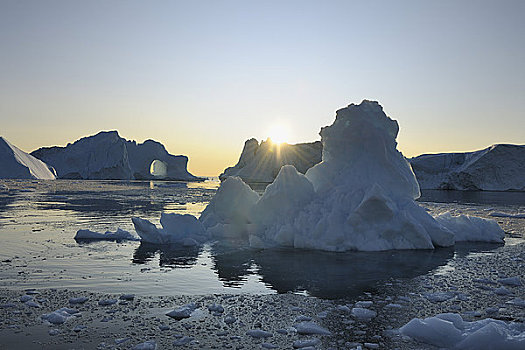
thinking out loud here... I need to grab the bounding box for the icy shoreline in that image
[1,242,523,349]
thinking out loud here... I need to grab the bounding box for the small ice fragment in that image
[317,311,328,318]
[351,308,377,321]
[166,303,197,320]
[364,343,379,349]
[355,301,373,308]
[48,329,60,336]
[294,321,331,335]
[72,325,86,332]
[0,302,17,308]
[159,324,170,331]
[69,297,89,304]
[115,337,131,344]
[120,294,135,300]
[246,329,273,338]
[98,299,118,306]
[384,303,402,309]
[133,340,157,350]
[25,301,40,308]
[224,314,236,324]
[276,329,287,334]
[293,338,320,348]
[295,315,312,322]
[485,307,499,315]
[173,336,193,346]
[336,305,351,312]
[20,295,33,302]
[41,308,79,324]
[506,298,525,308]
[207,303,224,313]
[498,276,522,286]
[473,278,497,285]
[423,292,455,303]
[494,286,512,295]
[262,343,278,349]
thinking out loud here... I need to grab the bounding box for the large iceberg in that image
[31,131,200,181]
[134,100,505,251]
[0,136,56,179]
[410,144,525,191]
[219,138,322,184]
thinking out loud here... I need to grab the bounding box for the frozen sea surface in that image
[0,179,523,299]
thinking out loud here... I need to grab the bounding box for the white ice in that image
[400,313,525,349]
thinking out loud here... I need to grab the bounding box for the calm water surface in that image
[0,180,523,299]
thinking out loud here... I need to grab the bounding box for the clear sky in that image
[1,0,524,176]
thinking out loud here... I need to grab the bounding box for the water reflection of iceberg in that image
[210,243,499,299]
[132,242,201,268]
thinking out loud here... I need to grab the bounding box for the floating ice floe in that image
[132,340,157,350]
[41,307,79,324]
[351,307,377,321]
[69,296,89,304]
[132,213,208,245]
[246,329,273,338]
[132,100,506,251]
[489,212,525,219]
[399,312,525,349]
[293,321,331,335]
[74,228,139,241]
[166,303,197,320]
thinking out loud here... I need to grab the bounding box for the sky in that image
[1,0,524,176]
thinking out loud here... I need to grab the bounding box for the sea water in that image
[0,179,523,299]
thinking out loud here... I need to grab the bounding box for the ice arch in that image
[150,160,168,178]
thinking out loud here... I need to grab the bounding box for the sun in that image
[267,124,290,144]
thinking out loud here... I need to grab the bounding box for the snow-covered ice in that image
[0,136,56,179]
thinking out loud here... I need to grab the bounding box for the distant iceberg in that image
[220,138,322,184]
[134,100,505,251]
[410,144,525,191]
[31,131,201,181]
[0,136,56,180]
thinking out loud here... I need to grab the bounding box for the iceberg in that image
[133,100,505,251]
[409,144,525,191]
[31,131,200,181]
[0,136,56,179]
[219,138,322,184]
